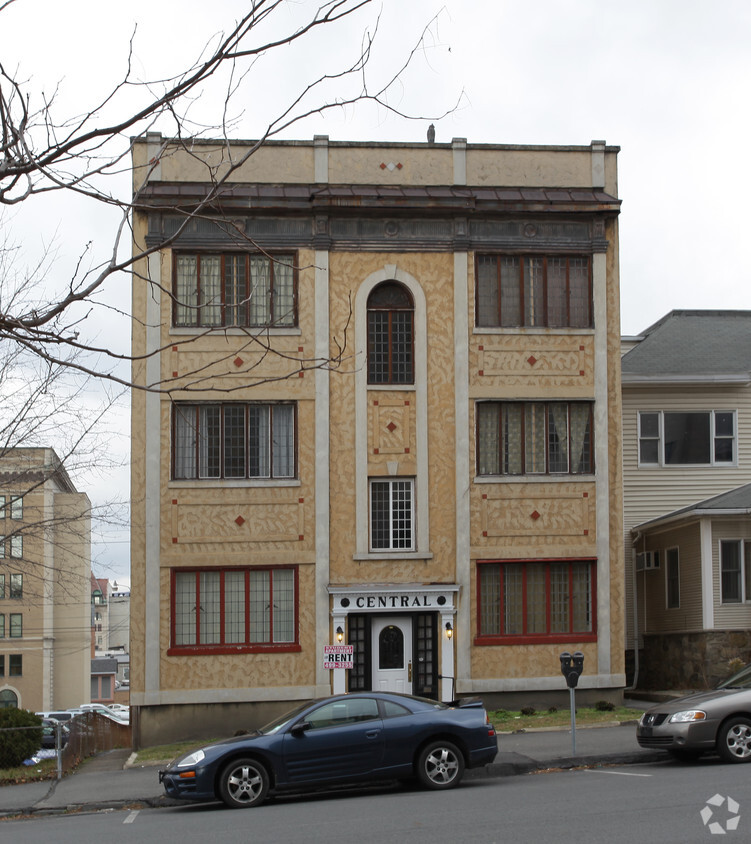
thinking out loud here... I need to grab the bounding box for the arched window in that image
[367,282,414,384]
[0,689,18,708]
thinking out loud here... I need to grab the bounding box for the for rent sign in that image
[323,645,354,670]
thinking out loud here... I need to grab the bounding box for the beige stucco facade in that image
[130,135,624,747]
[0,448,91,712]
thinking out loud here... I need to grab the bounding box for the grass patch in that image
[0,757,57,785]
[490,705,642,731]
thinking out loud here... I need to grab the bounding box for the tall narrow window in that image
[370,479,414,551]
[367,282,414,384]
[721,540,742,603]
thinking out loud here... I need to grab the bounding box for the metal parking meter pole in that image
[560,652,584,757]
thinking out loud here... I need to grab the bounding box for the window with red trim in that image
[477,559,596,644]
[170,567,299,654]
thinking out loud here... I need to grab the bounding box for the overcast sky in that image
[2,0,750,584]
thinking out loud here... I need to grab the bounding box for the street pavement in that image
[0,706,668,818]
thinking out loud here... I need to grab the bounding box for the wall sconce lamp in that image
[336,626,344,643]
[445,621,453,640]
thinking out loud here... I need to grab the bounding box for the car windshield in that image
[716,663,751,690]
[258,701,313,735]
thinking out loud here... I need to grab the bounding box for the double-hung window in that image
[721,540,751,603]
[173,403,296,480]
[476,254,592,328]
[174,252,296,328]
[8,655,21,676]
[171,567,298,653]
[477,559,596,643]
[639,410,735,466]
[477,401,593,476]
[9,614,22,638]
[370,479,414,551]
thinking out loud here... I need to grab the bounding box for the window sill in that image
[168,479,301,489]
[474,474,595,484]
[167,643,301,656]
[353,552,433,561]
[169,326,301,337]
[473,327,595,335]
[475,633,597,646]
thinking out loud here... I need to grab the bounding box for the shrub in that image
[0,709,43,769]
[547,706,558,714]
[520,706,536,716]
[595,700,615,712]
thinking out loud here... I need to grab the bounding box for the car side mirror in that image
[290,721,311,738]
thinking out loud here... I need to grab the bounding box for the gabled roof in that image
[622,310,751,384]
[633,482,751,533]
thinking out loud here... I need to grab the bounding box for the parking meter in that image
[560,652,584,755]
[560,651,584,688]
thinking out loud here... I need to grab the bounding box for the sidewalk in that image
[0,715,665,818]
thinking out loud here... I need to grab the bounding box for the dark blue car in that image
[159,692,498,808]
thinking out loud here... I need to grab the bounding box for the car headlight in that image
[176,749,205,768]
[669,710,706,723]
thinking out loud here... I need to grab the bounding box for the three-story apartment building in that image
[130,134,624,746]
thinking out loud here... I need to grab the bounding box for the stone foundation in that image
[638,631,751,691]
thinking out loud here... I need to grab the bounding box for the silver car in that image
[637,663,751,762]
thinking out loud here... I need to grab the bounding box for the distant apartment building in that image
[130,134,624,746]
[0,448,91,710]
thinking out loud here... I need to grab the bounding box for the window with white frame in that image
[476,254,592,329]
[639,411,735,466]
[721,540,751,603]
[369,479,414,551]
[666,548,680,609]
[173,403,296,480]
[8,535,21,559]
[173,252,296,328]
[171,567,297,652]
[477,401,593,476]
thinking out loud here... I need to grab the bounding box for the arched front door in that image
[371,616,412,693]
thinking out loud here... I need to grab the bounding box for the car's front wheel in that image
[217,757,270,808]
[717,717,751,763]
[416,740,465,790]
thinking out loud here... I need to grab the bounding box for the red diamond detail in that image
[531,510,541,521]
[387,421,397,433]
[527,356,538,366]
[235,515,246,526]
[234,357,244,367]
[380,163,387,169]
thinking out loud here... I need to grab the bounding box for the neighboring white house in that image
[622,310,751,688]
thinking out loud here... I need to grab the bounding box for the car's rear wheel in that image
[217,757,270,808]
[416,740,465,790]
[717,717,751,763]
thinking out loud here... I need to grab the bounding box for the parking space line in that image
[124,811,140,824]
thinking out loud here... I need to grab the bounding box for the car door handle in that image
[365,730,380,739]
